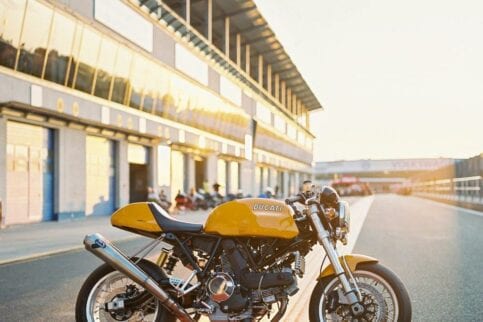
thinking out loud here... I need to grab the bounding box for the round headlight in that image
[338,200,350,233]
[319,186,340,209]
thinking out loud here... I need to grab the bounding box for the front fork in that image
[308,205,365,317]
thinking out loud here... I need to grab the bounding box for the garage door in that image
[6,121,54,224]
[86,136,116,215]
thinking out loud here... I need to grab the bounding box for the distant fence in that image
[411,176,483,210]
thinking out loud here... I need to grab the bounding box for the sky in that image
[255,0,483,161]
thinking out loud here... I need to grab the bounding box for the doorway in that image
[129,164,148,202]
[195,157,206,191]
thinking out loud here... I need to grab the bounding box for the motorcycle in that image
[76,183,411,321]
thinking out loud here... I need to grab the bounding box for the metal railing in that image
[411,176,483,205]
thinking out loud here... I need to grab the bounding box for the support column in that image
[267,65,272,94]
[287,88,292,113]
[207,0,212,42]
[186,0,191,25]
[236,33,241,66]
[224,17,230,57]
[149,144,158,191]
[258,55,263,85]
[275,74,280,101]
[0,117,6,227]
[245,44,250,74]
[206,153,218,189]
[56,127,86,220]
[283,170,290,198]
[188,155,195,191]
[241,160,255,197]
[281,81,286,106]
[117,140,129,208]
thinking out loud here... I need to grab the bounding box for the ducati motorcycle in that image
[76,184,411,321]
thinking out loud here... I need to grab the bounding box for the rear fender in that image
[318,254,378,279]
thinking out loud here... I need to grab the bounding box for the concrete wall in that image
[153,28,176,67]
[208,67,220,93]
[55,127,86,220]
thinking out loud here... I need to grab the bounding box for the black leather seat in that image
[148,203,203,233]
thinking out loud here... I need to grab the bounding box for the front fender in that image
[318,254,378,279]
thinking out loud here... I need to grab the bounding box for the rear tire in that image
[309,263,411,322]
[75,259,176,322]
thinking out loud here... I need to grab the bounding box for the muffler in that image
[84,233,193,322]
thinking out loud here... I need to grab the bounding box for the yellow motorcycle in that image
[75,184,411,321]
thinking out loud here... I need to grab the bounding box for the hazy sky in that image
[256,0,483,161]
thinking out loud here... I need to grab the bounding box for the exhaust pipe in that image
[84,233,193,322]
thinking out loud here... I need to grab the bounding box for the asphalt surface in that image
[354,194,483,321]
[0,195,482,321]
[0,238,151,322]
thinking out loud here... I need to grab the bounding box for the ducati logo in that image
[253,204,283,212]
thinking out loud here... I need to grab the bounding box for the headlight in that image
[338,200,350,233]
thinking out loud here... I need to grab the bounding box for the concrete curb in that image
[0,235,138,266]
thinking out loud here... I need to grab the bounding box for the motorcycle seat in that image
[148,202,203,233]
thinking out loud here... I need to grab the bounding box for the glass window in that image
[0,0,27,69]
[17,0,53,77]
[94,38,117,99]
[128,53,147,110]
[74,27,100,94]
[142,60,161,113]
[44,11,75,85]
[154,68,170,117]
[66,23,83,88]
[111,45,132,104]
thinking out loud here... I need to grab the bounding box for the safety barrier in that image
[411,176,483,207]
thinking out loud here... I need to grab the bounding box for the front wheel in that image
[309,263,411,322]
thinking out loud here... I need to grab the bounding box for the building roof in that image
[137,0,323,112]
[214,0,322,111]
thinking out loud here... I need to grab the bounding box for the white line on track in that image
[411,196,483,217]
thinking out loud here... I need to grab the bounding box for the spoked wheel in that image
[75,260,175,322]
[309,263,411,322]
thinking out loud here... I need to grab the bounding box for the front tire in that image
[75,259,176,322]
[309,263,411,322]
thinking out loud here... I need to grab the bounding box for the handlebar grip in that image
[285,194,304,204]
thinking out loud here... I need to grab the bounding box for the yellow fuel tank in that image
[204,199,299,239]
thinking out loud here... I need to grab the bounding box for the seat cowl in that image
[148,203,203,233]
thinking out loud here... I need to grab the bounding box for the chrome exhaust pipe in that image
[84,233,193,322]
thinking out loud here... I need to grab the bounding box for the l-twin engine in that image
[204,239,300,321]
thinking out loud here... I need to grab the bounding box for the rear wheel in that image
[75,259,176,322]
[309,263,411,322]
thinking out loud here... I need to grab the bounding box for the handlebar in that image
[285,194,304,205]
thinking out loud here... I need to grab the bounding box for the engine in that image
[203,240,301,321]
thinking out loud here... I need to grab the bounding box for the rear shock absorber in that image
[164,256,179,275]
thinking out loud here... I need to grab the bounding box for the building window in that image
[74,27,101,94]
[94,38,117,99]
[0,0,27,69]
[17,0,53,78]
[44,11,76,85]
[111,45,132,104]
